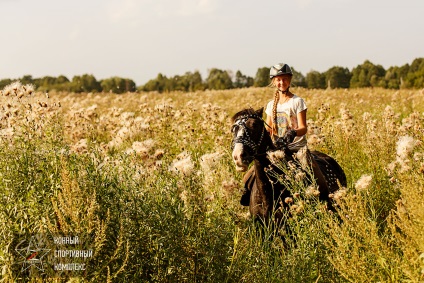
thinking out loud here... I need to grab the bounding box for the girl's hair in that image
[271,88,279,137]
[269,76,293,137]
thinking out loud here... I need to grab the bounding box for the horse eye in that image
[231,125,240,134]
[231,125,239,133]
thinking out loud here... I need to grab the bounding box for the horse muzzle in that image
[232,144,252,172]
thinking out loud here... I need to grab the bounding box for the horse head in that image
[230,108,274,171]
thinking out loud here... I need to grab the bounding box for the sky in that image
[0,0,423,86]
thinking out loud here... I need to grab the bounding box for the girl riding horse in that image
[240,63,330,206]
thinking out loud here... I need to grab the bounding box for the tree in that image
[403,58,424,88]
[0,79,12,90]
[306,70,326,89]
[166,71,205,92]
[187,71,205,91]
[101,77,136,94]
[291,67,307,88]
[233,70,253,88]
[384,65,409,89]
[70,74,101,93]
[141,73,169,93]
[254,67,269,87]
[56,75,70,84]
[20,75,33,85]
[409,57,424,73]
[35,75,71,92]
[325,66,351,88]
[350,60,386,88]
[206,68,233,90]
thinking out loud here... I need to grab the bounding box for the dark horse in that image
[230,107,347,226]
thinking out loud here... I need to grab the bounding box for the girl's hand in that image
[283,129,297,144]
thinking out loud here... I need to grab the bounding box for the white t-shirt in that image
[265,94,307,152]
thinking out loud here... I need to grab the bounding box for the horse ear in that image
[256,107,264,117]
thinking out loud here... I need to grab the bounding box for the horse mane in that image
[231,107,264,123]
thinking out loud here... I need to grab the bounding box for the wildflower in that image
[134,116,150,130]
[222,179,239,196]
[290,200,304,214]
[290,204,298,211]
[202,103,213,110]
[117,126,130,139]
[200,152,223,171]
[154,149,165,159]
[396,135,418,160]
[10,81,22,92]
[287,161,297,171]
[354,174,372,191]
[307,134,321,146]
[120,112,135,121]
[25,84,34,95]
[329,188,347,202]
[340,107,353,120]
[305,185,320,198]
[174,110,182,119]
[170,155,194,176]
[71,139,88,153]
[267,150,285,164]
[318,103,330,114]
[85,104,98,119]
[295,146,309,169]
[284,197,293,204]
[180,190,189,204]
[398,161,411,173]
[131,139,155,156]
[413,152,423,162]
[386,162,397,176]
[295,171,306,182]
[204,194,214,202]
[0,127,14,138]
[362,112,372,122]
[383,105,395,119]
[395,199,408,215]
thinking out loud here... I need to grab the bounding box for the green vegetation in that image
[1,58,423,94]
[0,82,423,282]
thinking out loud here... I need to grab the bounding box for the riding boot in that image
[240,166,255,206]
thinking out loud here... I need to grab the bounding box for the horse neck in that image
[250,133,275,219]
[257,127,275,156]
[252,128,274,176]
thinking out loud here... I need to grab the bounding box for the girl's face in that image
[273,75,292,92]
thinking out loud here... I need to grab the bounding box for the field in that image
[1,82,423,282]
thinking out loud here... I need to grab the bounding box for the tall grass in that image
[0,83,423,282]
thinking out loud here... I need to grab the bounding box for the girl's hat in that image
[270,63,293,79]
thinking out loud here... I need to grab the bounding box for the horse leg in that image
[241,166,255,206]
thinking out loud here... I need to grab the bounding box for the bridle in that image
[230,114,269,158]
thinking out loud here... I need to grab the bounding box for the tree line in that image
[0,75,136,94]
[1,58,423,93]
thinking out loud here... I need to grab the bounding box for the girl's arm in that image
[294,109,308,136]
